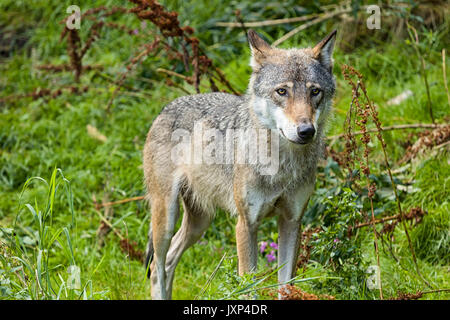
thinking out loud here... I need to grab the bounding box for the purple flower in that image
[267,250,276,263]
[333,238,339,243]
[141,21,147,29]
[269,242,278,250]
[260,241,267,253]
[133,28,139,35]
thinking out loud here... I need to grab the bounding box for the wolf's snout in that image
[297,123,315,142]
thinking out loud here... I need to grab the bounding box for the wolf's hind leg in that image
[149,181,181,300]
[165,193,212,299]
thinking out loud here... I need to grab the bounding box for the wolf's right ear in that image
[312,30,337,72]
[248,29,273,70]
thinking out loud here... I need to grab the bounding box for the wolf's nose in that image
[297,124,315,141]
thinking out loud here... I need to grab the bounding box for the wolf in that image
[142,29,337,299]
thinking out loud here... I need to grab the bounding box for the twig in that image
[442,49,450,108]
[157,68,209,93]
[235,10,249,43]
[434,140,450,149]
[92,87,153,99]
[164,78,194,95]
[351,207,426,233]
[391,288,450,300]
[272,8,352,46]
[0,85,90,103]
[156,68,192,83]
[95,189,115,247]
[214,1,353,28]
[407,22,434,124]
[215,13,319,28]
[352,214,401,229]
[379,233,401,264]
[422,289,450,295]
[94,207,124,241]
[327,123,446,141]
[37,64,103,72]
[95,196,145,209]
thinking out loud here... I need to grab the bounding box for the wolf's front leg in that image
[276,185,314,298]
[233,174,281,276]
[277,215,302,283]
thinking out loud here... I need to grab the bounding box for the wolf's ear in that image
[312,30,337,72]
[248,29,273,70]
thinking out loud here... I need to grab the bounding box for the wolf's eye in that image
[276,88,287,96]
[311,88,321,96]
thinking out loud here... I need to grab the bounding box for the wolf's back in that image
[158,92,249,132]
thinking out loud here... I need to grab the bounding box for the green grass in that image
[1,0,449,300]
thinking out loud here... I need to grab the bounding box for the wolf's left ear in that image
[312,30,337,72]
[248,29,273,70]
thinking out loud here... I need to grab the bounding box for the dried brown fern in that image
[2,1,238,106]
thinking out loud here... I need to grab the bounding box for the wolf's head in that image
[247,29,337,145]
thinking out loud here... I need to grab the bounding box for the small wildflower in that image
[269,242,278,250]
[260,241,267,253]
[133,28,139,35]
[267,250,276,263]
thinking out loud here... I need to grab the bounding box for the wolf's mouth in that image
[279,128,308,145]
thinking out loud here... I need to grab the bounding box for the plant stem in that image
[367,179,384,299]
[407,22,434,124]
[442,49,450,108]
[328,123,445,143]
[360,84,434,289]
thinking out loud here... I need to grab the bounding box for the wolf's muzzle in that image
[297,123,315,144]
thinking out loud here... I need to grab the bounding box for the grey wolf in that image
[142,29,337,299]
